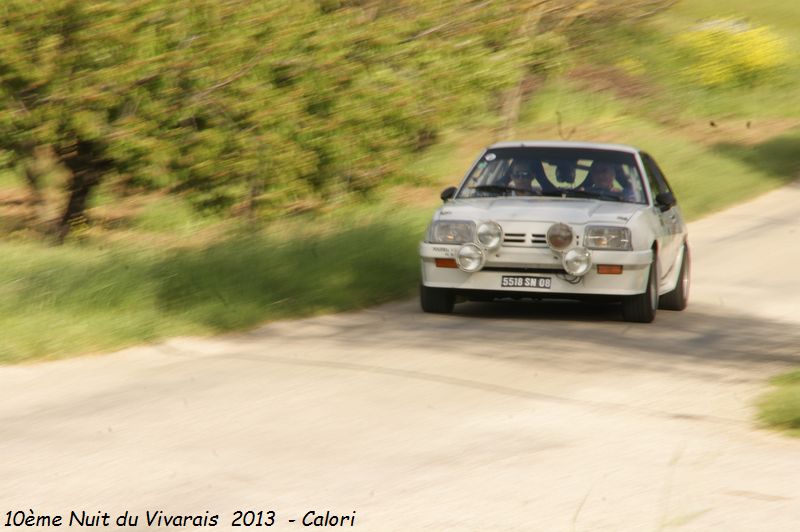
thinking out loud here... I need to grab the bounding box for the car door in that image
[640,152,683,285]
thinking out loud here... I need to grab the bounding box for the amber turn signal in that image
[435,258,458,268]
[597,264,623,274]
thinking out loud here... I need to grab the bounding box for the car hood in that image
[435,197,646,225]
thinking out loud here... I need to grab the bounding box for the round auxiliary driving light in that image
[563,247,592,276]
[546,223,573,251]
[476,221,503,251]
[456,243,485,273]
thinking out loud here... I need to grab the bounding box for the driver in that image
[580,162,638,201]
[580,162,618,196]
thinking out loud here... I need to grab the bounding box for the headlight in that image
[563,247,592,276]
[584,226,632,251]
[429,221,475,244]
[546,223,573,251]
[476,221,503,251]
[456,244,485,272]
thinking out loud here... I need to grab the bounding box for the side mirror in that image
[655,191,676,211]
[440,186,457,202]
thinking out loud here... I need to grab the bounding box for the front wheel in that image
[622,257,658,323]
[420,283,455,314]
[659,243,690,311]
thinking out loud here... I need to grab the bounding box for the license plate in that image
[501,276,551,289]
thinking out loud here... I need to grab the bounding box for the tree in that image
[0,0,675,241]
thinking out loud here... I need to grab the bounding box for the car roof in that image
[486,140,640,154]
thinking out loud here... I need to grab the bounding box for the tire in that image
[659,243,690,311]
[420,283,455,314]
[622,254,658,323]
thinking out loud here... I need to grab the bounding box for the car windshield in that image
[457,147,647,204]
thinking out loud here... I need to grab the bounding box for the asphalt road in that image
[1,183,799,531]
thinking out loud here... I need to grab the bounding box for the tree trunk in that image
[56,169,100,243]
[500,77,525,139]
[23,163,46,227]
[54,139,108,244]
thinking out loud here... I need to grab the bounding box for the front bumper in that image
[419,242,652,296]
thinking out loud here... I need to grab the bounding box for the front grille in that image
[483,266,565,274]
[503,232,526,244]
[502,232,548,247]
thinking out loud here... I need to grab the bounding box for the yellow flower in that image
[675,19,790,87]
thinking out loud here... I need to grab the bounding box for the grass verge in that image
[758,370,800,437]
[0,205,431,364]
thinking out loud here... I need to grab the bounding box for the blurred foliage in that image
[759,369,800,436]
[0,0,674,239]
[674,19,791,88]
[0,205,432,362]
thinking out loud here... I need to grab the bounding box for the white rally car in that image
[419,141,689,322]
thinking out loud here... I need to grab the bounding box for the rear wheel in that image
[420,283,455,314]
[622,255,658,323]
[659,243,690,311]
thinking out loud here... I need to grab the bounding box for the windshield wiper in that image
[560,189,624,202]
[473,184,542,197]
[473,184,513,194]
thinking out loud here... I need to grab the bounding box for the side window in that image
[640,152,673,197]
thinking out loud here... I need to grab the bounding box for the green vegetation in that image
[2,0,667,241]
[0,204,431,363]
[1,0,800,362]
[672,0,800,33]
[758,371,800,437]
[674,20,790,88]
